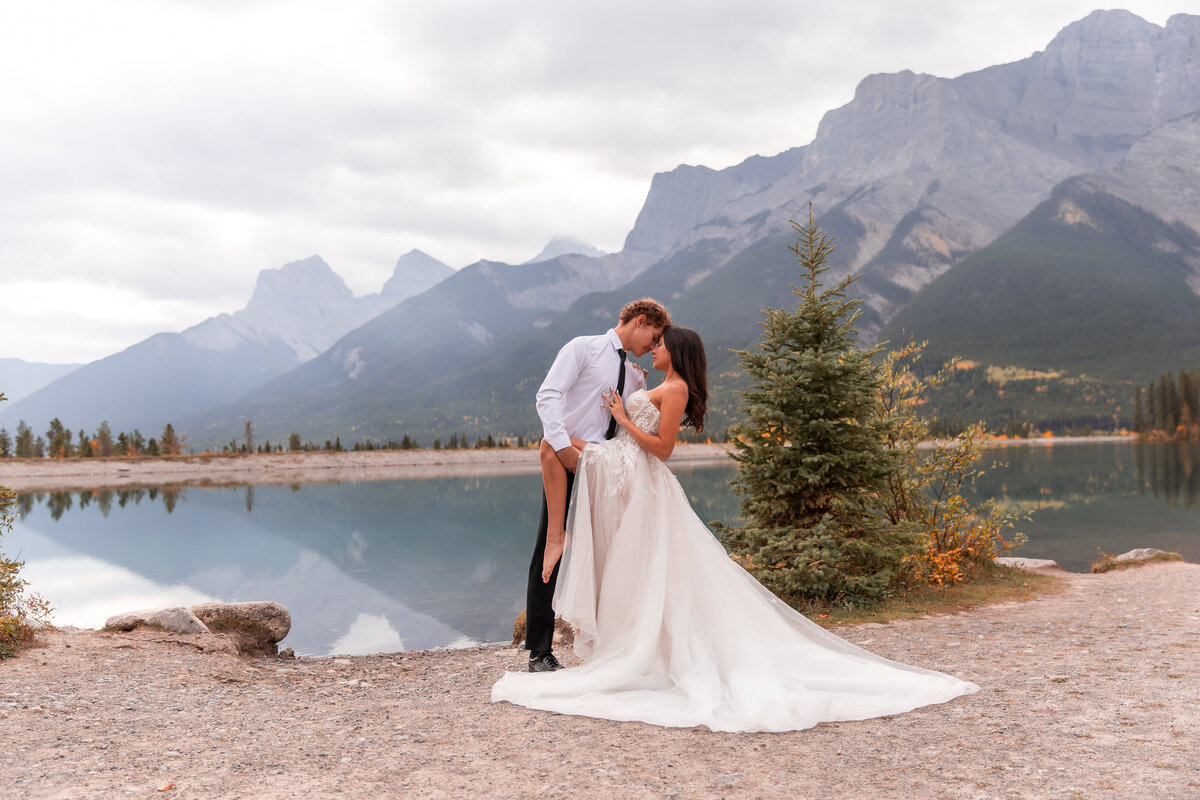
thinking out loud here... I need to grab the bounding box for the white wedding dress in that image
[492,390,978,732]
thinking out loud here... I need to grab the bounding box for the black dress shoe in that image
[528,652,564,672]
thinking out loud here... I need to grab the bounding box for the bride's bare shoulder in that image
[647,380,688,408]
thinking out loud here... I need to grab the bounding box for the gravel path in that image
[3,562,1198,799]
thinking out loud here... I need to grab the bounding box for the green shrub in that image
[1,392,53,657]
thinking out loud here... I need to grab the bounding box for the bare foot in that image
[542,530,565,583]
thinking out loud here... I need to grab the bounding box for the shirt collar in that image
[605,328,625,352]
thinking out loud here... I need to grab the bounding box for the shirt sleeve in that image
[536,338,585,452]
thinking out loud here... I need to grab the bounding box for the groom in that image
[525,298,671,671]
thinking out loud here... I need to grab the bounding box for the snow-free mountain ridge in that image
[0,253,454,434]
[9,10,1200,446]
[183,9,1200,445]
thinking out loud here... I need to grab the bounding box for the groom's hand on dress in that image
[556,445,582,473]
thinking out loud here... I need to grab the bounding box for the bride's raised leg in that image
[540,438,568,583]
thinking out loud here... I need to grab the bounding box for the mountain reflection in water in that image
[9,465,740,656]
[9,443,1198,655]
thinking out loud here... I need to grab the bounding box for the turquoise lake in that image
[7,441,1197,656]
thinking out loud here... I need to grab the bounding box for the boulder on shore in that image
[1112,548,1169,562]
[103,601,291,657]
[190,602,292,656]
[995,556,1061,571]
[105,606,209,635]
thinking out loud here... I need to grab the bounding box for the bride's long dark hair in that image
[664,326,708,433]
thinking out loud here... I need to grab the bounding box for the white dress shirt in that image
[536,328,647,452]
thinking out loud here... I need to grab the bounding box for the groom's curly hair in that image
[619,298,672,329]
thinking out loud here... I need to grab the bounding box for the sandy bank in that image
[0,443,734,492]
[3,562,1198,798]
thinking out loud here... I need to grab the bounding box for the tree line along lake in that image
[7,440,1197,657]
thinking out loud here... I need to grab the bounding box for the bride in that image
[492,326,978,732]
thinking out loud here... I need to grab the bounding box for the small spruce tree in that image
[15,422,34,458]
[719,209,913,605]
[96,421,114,457]
[160,423,184,456]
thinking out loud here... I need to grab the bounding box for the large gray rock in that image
[1112,548,1170,562]
[189,601,291,656]
[995,557,1061,571]
[105,606,210,635]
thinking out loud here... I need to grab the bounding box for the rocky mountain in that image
[34,9,1200,446]
[380,249,456,300]
[523,237,607,264]
[1090,110,1200,243]
[623,11,1200,341]
[175,9,1200,446]
[0,359,81,406]
[179,247,657,446]
[880,178,1200,380]
[0,254,453,436]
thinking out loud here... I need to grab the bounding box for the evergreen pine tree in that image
[45,419,72,458]
[719,210,911,605]
[1132,389,1146,435]
[160,424,183,456]
[1179,370,1197,431]
[1146,382,1158,433]
[15,422,33,459]
[0,427,10,459]
[96,421,114,457]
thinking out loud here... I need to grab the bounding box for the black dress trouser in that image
[524,470,575,656]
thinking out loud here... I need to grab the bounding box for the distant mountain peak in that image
[523,237,606,264]
[247,256,353,309]
[382,250,454,296]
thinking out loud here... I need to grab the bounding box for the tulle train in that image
[493,393,978,732]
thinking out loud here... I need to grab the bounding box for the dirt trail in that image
[3,562,1198,799]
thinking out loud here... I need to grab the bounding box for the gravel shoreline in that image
[3,562,1198,799]
[0,444,734,492]
[0,437,1136,493]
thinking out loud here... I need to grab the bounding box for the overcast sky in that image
[0,1,1187,365]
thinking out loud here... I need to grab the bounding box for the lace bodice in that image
[621,389,661,438]
[579,389,663,500]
